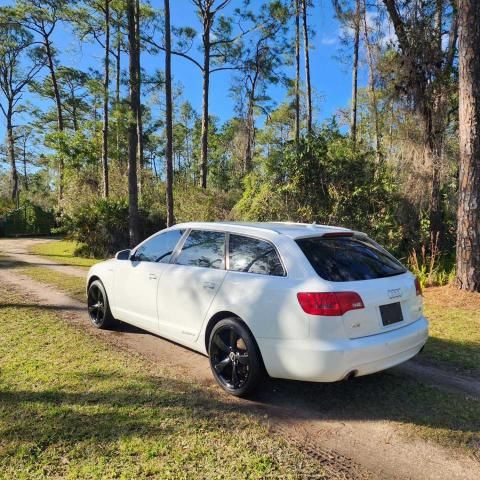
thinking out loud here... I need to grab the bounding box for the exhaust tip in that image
[344,370,358,381]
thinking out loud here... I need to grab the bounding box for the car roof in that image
[172,221,353,239]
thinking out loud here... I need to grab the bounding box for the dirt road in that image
[1,238,479,480]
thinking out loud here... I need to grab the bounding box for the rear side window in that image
[296,236,406,282]
[175,230,225,269]
[134,229,185,263]
[229,234,285,276]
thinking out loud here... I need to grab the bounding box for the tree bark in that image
[22,134,28,191]
[456,0,480,291]
[6,105,19,206]
[115,15,121,163]
[164,0,174,227]
[302,0,312,133]
[102,0,110,198]
[135,0,144,195]
[244,97,255,172]
[127,0,140,247]
[200,8,212,189]
[362,0,381,163]
[350,0,360,146]
[294,0,300,145]
[44,37,64,201]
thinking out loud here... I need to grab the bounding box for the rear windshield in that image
[296,235,406,282]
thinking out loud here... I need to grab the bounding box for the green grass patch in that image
[16,265,86,302]
[0,284,328,479]
[29,240,103,268]
[423,302,480,375]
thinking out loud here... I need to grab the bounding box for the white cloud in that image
[320,37,337,46]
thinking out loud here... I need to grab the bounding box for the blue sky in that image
[0,0,363,144]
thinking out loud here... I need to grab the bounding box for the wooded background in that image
[0,0,479,291]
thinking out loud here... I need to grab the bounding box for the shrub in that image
[59,198,166,258]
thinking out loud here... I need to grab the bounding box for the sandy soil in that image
[1,238,479,480]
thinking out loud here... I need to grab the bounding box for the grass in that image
[29,240,103,268]
[422,286,480,375]
[17,265,86,302]
[0,284,330,480]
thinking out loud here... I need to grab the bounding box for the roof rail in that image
[176,221,282,235]
[217,221,282,234]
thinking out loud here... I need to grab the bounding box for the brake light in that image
[414,278,422,296]
[297,292,364,316]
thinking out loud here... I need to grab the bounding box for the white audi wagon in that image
[86,222,428,396]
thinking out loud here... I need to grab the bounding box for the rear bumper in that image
[258,316,429,382]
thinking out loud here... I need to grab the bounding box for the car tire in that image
[87,280,116,329]
[208,317,264,397]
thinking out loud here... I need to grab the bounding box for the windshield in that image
[296,235,407,282]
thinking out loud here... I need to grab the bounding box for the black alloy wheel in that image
[209,318,264,397]
[87,280,115,329]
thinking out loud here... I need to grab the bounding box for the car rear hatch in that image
[339,272,422,338]
[295,232,423,339]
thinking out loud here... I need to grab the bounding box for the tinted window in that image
[134,229,184,263]
[229,235,285,276]
[296,236,406,282]
[175,230,225,269]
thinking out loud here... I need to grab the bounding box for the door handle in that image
[148,273,158,280]
[202,281,216,290]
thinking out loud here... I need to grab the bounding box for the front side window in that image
[134,229,185,263]
[296,235,406,282]
[229,234,285,276]
[175,230,225,269]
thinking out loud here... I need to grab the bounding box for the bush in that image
[234,129,404,253]
[59,198,166,258]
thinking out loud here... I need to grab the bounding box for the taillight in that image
[297,292,364,316]
[414,277,422,296]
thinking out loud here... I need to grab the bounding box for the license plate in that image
[380,302,403,326]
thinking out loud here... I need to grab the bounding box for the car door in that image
[216,233,306,339]
[156,230,227,342]
[113,229,185,331]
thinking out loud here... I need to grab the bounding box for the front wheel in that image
[208,318,264,397]
[87,280,115,329]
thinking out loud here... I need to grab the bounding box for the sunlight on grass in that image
[29,240,103,268]
[17,265,86,302]
[423,304,480,374]
[0,284,326,479]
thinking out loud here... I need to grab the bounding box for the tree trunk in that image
[164,0,174,227]
[294,0,300,145]
[456,0,480,291]
[244,101,254,172]
[200,11,211,189]
[302,0,312,133]
[102,0,110,198]
[135,0,144,195]
[244,70,258,173]
[6,106,18,206]
[350,0,360,146]
[44,37,64,201]
[127,0,140,247]
[22,136,28,191]
[362,0,381,163]
[115,16,121,163]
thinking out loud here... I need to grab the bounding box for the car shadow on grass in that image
[0,364,478,451]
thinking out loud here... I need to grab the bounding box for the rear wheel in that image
[208,318,264,397]
[87,280,115,329]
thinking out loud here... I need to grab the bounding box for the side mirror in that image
[115,249,131,260]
